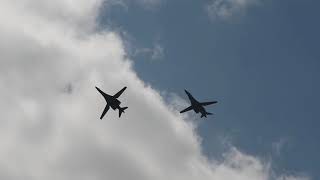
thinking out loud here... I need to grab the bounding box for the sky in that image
[0,0,318,180]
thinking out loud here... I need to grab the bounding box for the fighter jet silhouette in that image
[95,86,128,119]
[180,90,217,118]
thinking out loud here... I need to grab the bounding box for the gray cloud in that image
[0,0,309,180]
[206,0,260,21]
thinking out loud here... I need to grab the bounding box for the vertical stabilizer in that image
[118,107,128,117]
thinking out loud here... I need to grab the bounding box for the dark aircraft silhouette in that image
[95,86,128,119]
[180,90,217,118]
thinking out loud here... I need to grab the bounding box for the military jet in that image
[180,90,217,118]
[95,86,128,119]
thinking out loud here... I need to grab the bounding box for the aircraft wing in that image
[113,87,127,98]
[100,105,110,119]
[180,106,193,113]
[200,101,217,106]
[96,86,107,96]
[184,90,195,102]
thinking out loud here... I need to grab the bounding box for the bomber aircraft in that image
[95,86,128,119]
[180,90,217,118]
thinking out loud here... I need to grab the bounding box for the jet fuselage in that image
[191,100,207,116]
[103,94,121,110]
[180,90,216,118]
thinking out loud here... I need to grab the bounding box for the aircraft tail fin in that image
[201,112,212,118]
[119,107,128,118]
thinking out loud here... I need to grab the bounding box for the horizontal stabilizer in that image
[201,112,212,118]
[119,107,128,118]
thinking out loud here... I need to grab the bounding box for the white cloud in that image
[206,0,260,21]
[133,42,164,61]
[277,175,310,180]
[272,137,289,156]
[0,0,310,180]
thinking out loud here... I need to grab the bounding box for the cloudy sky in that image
[0,0,318,179]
